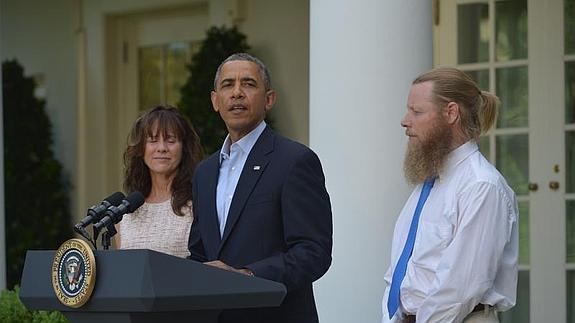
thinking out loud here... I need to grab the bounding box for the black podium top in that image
[20,249,286,312]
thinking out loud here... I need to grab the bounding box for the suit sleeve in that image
[187,173,208,262]
[245,149,333,290]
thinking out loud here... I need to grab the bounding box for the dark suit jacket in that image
[188,126,333,323]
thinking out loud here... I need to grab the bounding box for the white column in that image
[528,0,566,322]
[310,1,432,322]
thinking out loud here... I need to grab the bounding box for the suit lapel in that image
[218,127,275,255]
[202,153,223,256]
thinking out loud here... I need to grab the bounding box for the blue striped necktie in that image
[387,177,436,318]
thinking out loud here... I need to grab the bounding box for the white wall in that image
[0,0,78,289]
[80,0,309,212]
[310,0,432,321]
[240,0,310,145]
[0,0,77,205]
[80,0,206,211]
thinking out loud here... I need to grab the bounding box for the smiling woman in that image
[116,105,203,258]
[143,127,183,182]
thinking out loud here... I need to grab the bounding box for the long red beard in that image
[403,117,453,185]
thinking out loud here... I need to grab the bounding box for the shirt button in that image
[232,167,236,171]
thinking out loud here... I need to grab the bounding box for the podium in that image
[19,249,287,323]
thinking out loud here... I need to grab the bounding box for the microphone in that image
[74,192,125,235]
[93,191,145,231]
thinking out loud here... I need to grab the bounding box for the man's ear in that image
[211,91,219,112]
[265,90,277,112]
[443,101,460,125]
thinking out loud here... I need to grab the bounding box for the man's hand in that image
[204,260,254,276]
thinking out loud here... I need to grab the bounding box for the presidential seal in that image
[51,238,96,308]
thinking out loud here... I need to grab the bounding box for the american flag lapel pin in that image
[253,165,261,171]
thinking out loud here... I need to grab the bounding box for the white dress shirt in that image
[216,121,266,237]
[382,141,519,323]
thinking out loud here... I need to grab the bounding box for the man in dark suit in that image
[188,53,333,323]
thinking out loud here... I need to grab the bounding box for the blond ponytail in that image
[478,90,499,134]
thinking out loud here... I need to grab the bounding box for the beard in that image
[403,117,454,185]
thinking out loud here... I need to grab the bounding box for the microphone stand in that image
[101,224,117,250]
[74,224,97,250]
[91,226,101,250]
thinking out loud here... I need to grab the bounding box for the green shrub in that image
[179,26,275,154]
[179,25,250,154]
[0,286,67,323]
[2,60,73,288]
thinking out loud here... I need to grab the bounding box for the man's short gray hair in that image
[213,53,272,91]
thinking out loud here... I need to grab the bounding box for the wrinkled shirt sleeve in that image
[415,182,517,323]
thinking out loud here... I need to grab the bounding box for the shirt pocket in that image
[411,221,453,270]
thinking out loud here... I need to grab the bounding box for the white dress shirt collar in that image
[441,140,479,179]
[219,121,267,164]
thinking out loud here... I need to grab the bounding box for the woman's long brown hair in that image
[123,105,203,216]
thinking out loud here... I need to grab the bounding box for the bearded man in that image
[381,67,519,323]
